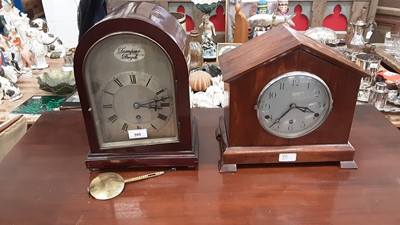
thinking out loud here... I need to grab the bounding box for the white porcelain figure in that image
[26,27,49,70]
[31,18,66,58]
[0,1,33,77]
[0,0,30,42]
[0,75,22,102]
[2,65,18,83]
[3,28,32,75]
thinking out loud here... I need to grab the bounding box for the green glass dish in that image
[11,96,67,115]
[37,70,76,95]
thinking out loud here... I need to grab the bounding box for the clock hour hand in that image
[295,106,315,113]
[134,96,169,110]
[269,103,296,128]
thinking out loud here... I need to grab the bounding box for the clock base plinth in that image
[85,118,199,171]
[216,117,356,173]
[85,153,199,171]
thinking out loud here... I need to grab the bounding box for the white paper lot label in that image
[128,129,148,139]
[279,153,297,162]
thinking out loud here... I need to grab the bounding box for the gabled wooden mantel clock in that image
[74,2,198,171]
[217,25,369,172]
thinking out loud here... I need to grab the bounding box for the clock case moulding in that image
[217,25,369,173]
[74,2,198,171]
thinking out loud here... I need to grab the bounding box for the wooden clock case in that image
[217,25,369,172]
[74,2,198,171]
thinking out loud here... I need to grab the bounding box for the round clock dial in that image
[84,32,179,149]
[256,71,333,138]
[100,71,174,138]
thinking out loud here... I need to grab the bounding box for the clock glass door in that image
[83,32,179,149]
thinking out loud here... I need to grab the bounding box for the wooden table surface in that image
[1,106,400,225]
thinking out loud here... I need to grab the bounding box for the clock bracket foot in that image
[218,159,237,173]
[339,160,358,169]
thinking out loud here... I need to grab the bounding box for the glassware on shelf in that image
[393,34,400,61]
[188,30,204,70]
[368,82,389,111]
[355,53,382,86]
[384,32,395,52]
[384,32,400,60]
[355,53,382,102]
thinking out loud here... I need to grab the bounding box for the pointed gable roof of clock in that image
[219,25,368,83]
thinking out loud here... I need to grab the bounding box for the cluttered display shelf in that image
[2,49,400,129]
[0,1,75,125]
[0,58,66,124]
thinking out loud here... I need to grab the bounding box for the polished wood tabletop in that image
[0,106,400,225]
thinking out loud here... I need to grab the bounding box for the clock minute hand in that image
[139,96,169,106]
[138,99,158,106]
[133,100,160,110]
[269,103,296,128]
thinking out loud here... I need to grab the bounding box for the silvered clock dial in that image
[255,71,333,138]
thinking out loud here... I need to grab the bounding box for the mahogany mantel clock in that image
[74,2,198,170]
[217,25,369,172]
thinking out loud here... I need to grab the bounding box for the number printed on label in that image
[128,129,148,139]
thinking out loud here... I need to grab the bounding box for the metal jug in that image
[347,20,375,51]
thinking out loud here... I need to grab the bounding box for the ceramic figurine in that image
[0,34,22,79]
[63,49,75,68]
[0,0,33,77]
[199,14,217,59]
[192,0,220,59]
[277,0,289,15]
[30,18,66,58]
[0,67,22,102]
[2,65,18,83]
[25,27,49,70]
[250,0,290,37]
[0,0,30,42]
[248,9,295,38]
[256,0,269,14]
[3,28,32,73]
[199,14,216,43]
